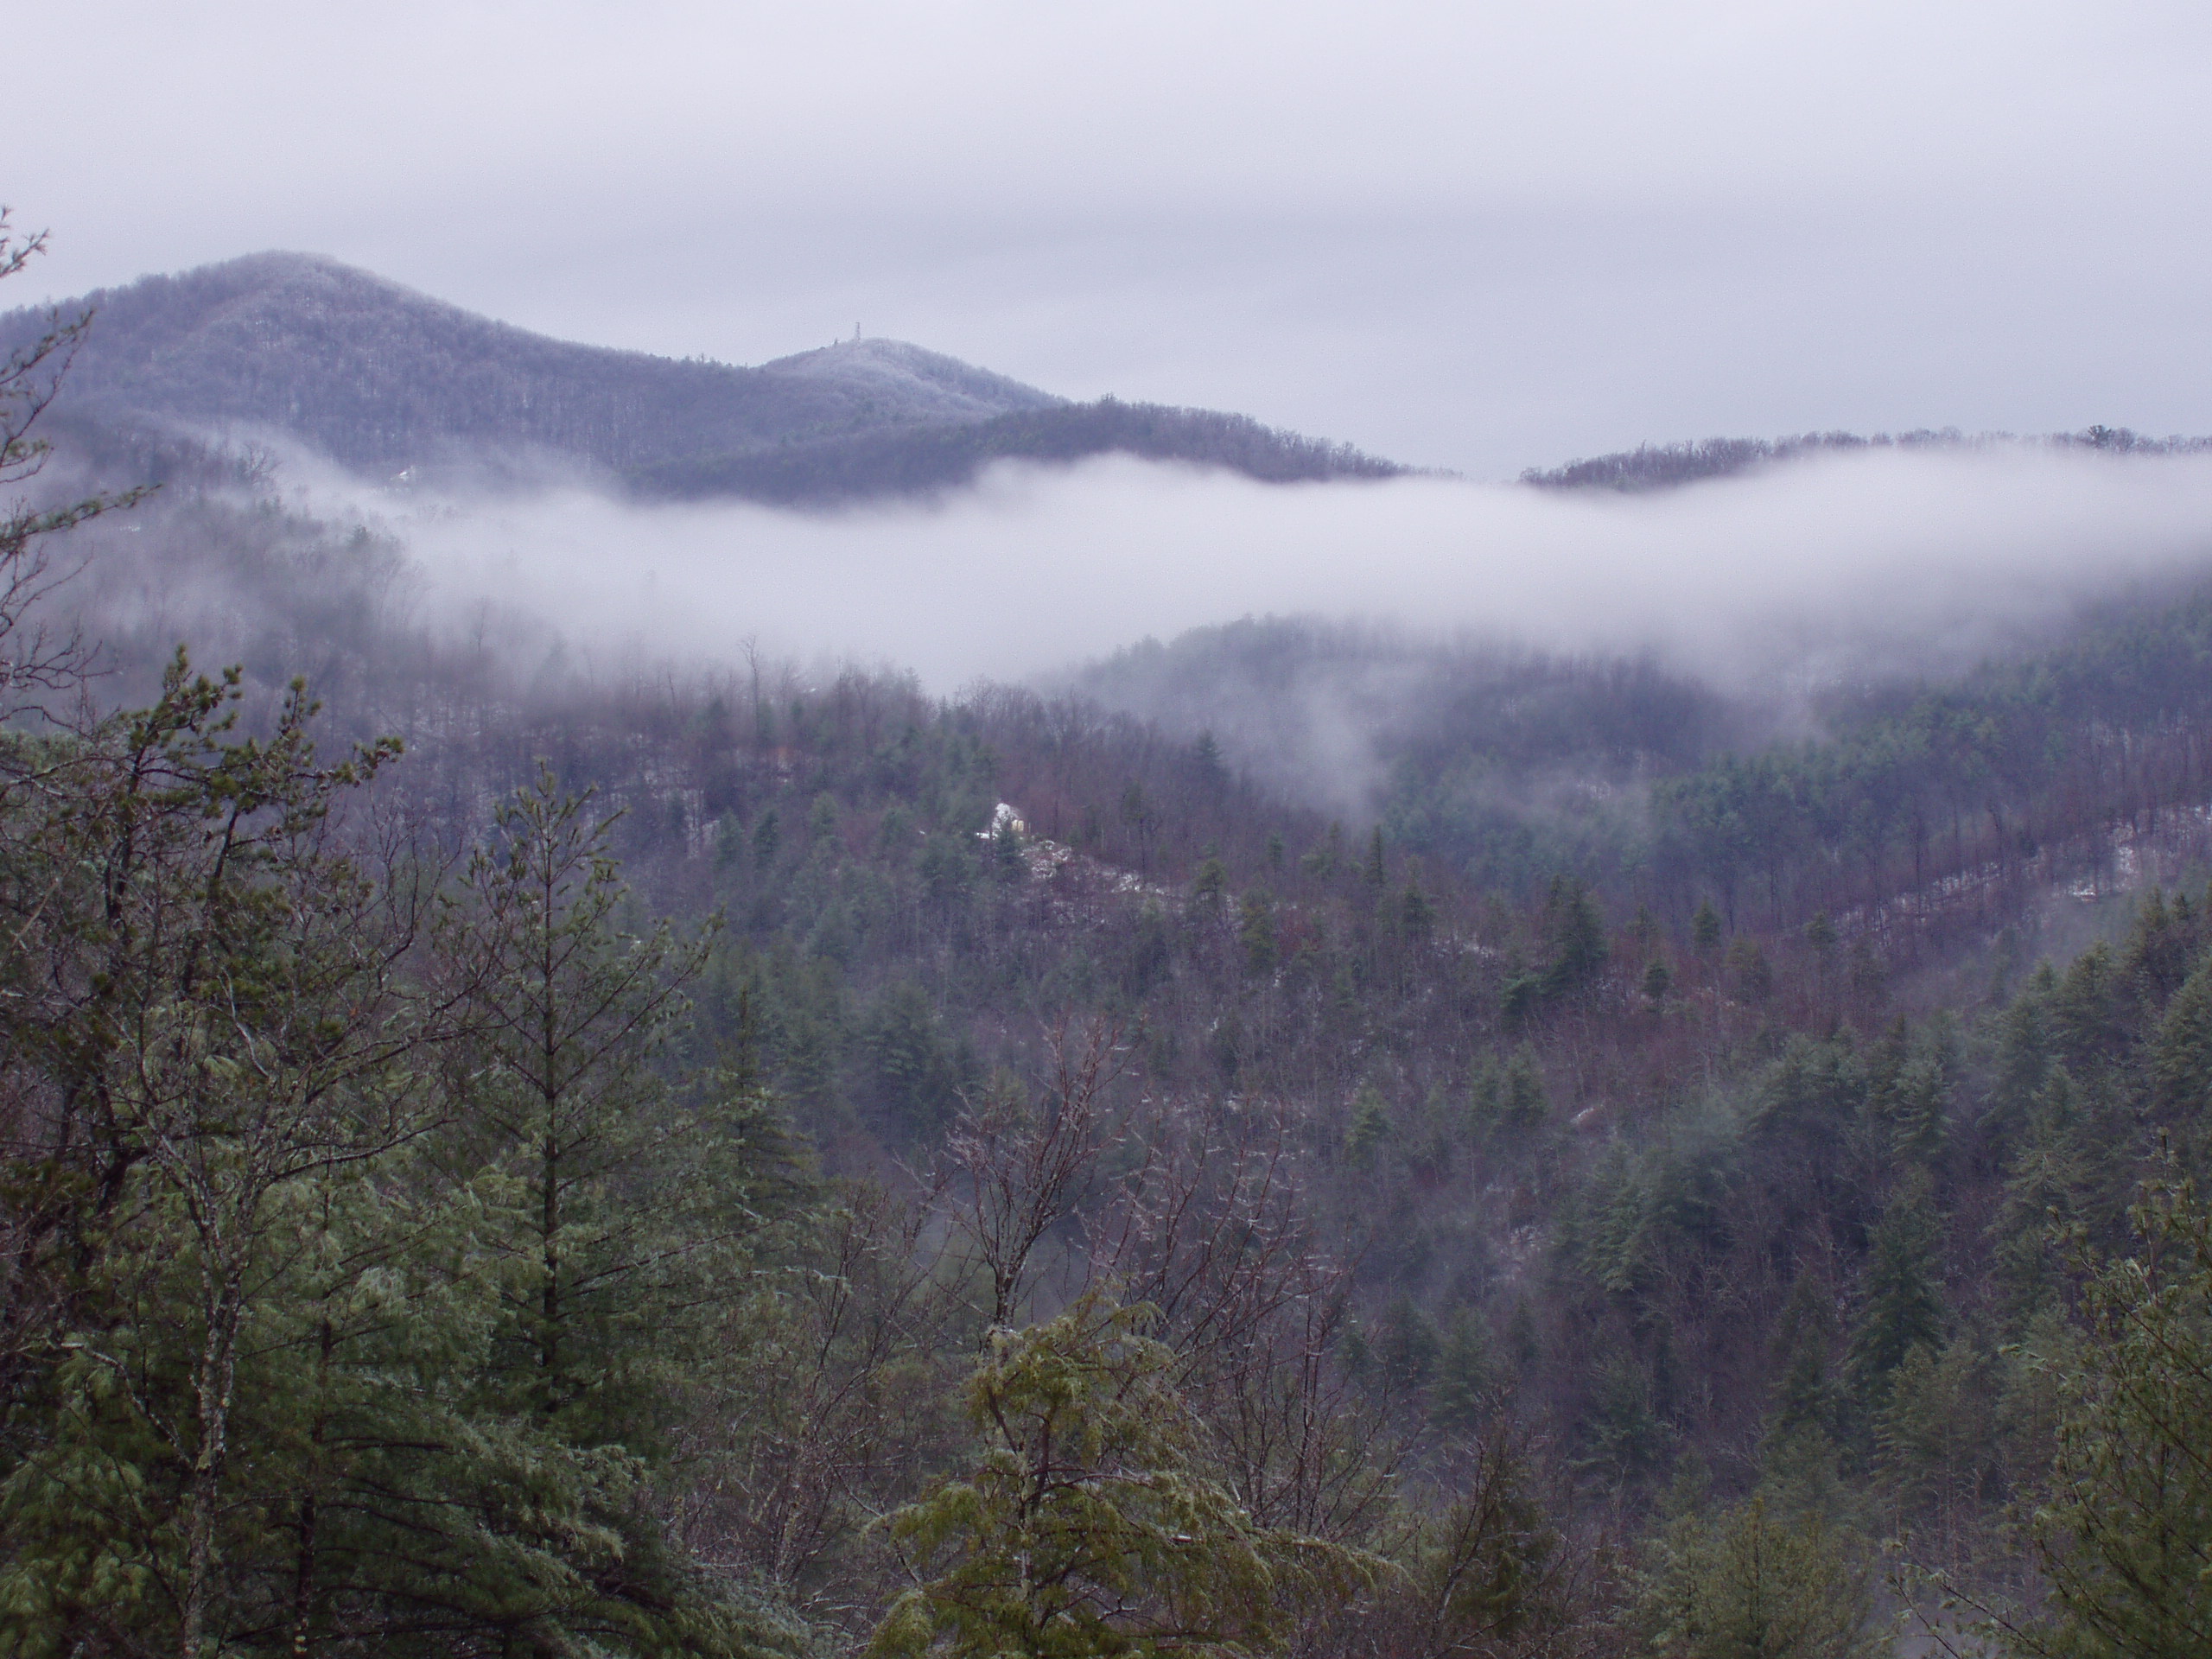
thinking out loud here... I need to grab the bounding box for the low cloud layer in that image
[363,445,2212,695]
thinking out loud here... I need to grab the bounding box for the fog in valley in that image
[389,445,2212,690]
[43,431,2212,823]
[81,438,2212,683]
[19,7,2212,1650]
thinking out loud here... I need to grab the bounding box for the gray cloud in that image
[345,446,2212,693]
[13,2,2212,476]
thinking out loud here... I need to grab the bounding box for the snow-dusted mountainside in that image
[0,252,1043,476]
[759,337,1063,424]
[0,252,1402,502]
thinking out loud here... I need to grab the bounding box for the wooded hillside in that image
[5,224,2212,1658]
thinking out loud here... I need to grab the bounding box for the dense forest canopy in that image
[6,219,2212,1659]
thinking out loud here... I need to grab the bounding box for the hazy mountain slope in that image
[0,251,1046,474]
[2,251,1401,501]
[1522,423,2212,491]
[759,337,1063,423]
[639,397,1406,504]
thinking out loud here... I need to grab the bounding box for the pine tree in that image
[1769,1271,1842,1442]
[1190,854,1228,912]
[1541,875,1607,998]
[1638,1495,1877,1659]
[1401,878,1436,946]
[1238,888,1278,976]
[1986,963,2056,1134]
[1874,1337,1996,1573]
[0,668,425,1658]
[2027,1175,2212,1656]
[1503,1048,1550,1130]
[1430,1312,1497,1433]
[1847,1173,1946,1408]
[1989,1066,2091,1325]
[1345,1084,1394,1167]
[1726,937,1774,1006]
[1692,899,1724,956]
[2151,947,2212,1118]
[869,1297,1366,1659]
[429,771,792,1651]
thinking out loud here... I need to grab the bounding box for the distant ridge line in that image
[1522,425,2212,492]
[0,250,1403,505]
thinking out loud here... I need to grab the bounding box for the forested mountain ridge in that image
[10,226,2212,1658]
[1522,423,2212,491]
[0,250,1404,501]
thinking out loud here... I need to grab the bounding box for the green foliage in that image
[1726,937,1775,1006]
[1429,1313,1497,1434]
[1769,1272,1844,1445]
[2151,947,2212,1119]
[0,717,798,1656]
[2024,1176,2212,1657]
[1468,1048,1549,1137]
[1357,1430,1573,1657]
[1191,855,1229,910]
[1637,1495,1878,1659]
[1990,1067,2100,1325]
[1540,874,1608,999]
[869,1297,1366,1659]
[1874,1337,1999,1560]
[1400,878,1436,946]
[1345,1084,1394,1168]
[1236,887,1277,976]
[864,979,977,1137]
[1847,1173,1947,1408]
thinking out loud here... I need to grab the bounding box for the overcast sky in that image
[14,1,2212,476]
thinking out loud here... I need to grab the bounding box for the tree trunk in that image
[181,1268,245,1659]
[289,1313,335,1656]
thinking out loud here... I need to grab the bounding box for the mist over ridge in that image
[27,246,2212,839]
[25,15,2212,1648]
[367,441,2212,696]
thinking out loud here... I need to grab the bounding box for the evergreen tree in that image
[1768,1271,1843,1443]
[1345,1084,1394,1167]
[869,1297,1365,1659]
[0,667,427,1658]
[1986,964,2056,1133]
[1502,1048,1550,1131]
[1989,1066,2092,1325]
[1874,1337,1996,1573]
[1237,888,1277,976]
[1847,1173,1946,1408]
[429,772,793,1652]
[1637,1496,1877,1659]
[2026,1176,2212,1657]
[1401,878,1435,946]
[1691,899,1724,956]
[1726,938,1774,1006]
[1190,854,1228,912]
[2151,947,2212,1118]
[1541,874,1607,999]
[1429,1312,1498,1434]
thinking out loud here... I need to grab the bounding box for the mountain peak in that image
[3,252,1402,502]
[760,336,1064,425]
